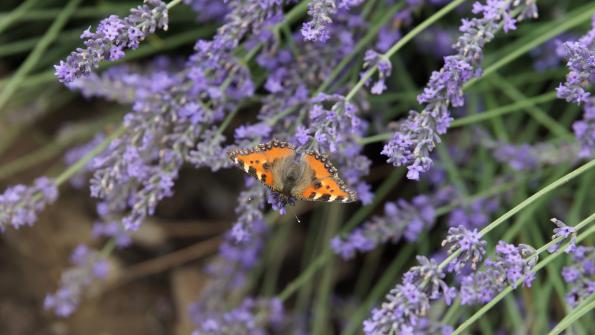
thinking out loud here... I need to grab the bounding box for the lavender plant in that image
[1,0,595,334]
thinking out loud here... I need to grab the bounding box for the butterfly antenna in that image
[294,214,301,224]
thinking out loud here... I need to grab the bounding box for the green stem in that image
[438,159,595,272]
[317,1,405,93]
[490,74,572,139]
[0,0,82,114]
[345,0,467,101]
[464,2,595,90]
[451,214,595,335]
[54,126,125,186]
[278,169,404,301]
[358,91,558,145]
[548,294,595,335]
[0,0,40,34]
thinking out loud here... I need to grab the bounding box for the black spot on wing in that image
[248,166,257,177]
[308,192,316,199]
[260,174,267,183]
[319,194,331,202]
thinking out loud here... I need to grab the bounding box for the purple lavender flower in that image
[191,297,284,335]
[556,18,595,105]
[416,27,455,59]
[362,49,392,94]
[44,245,109,317]
[183,0,229,22]
[460,242,537,305]
[442,225,487,271]
[382,0,538,180]
[301,0,337,43]
[363,256,454,334]
[229,180,267,242]
[447,197,500,230]
[548,218,577,253]
[55,0,169,83]
[562,245,594,307]
[331,189,452,259]
[64,134,107,189]
[572,99,595,158]
[529,34,572,71]
[266,191,295,215]
[188,128,234,172]
[0,177,58,232]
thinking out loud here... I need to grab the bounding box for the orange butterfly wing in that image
[298,151,357,203]
[227,140,295,192]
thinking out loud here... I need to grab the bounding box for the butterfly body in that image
[227,140,357,203]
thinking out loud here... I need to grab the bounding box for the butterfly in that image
[227,140,357,203]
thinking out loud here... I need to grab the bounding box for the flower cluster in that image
[459,241,537,305]
[191,297,284,335]
[364,223,542,333]
[64,133,107,189]
[382,0,538,180]
[44,245,110,317]
[331,188,453,259]
[573,99,595,157]
[363,256,455,334]
[55,0,169,83]
[183,0,228,22]
[556,17,595,158]
[548,218,577,253]
[529,33,572,71]
[556,18,595,105]
[562,245,594,307]
[362,49,392,94]
[301,0,365,43]
[442,225,486,271]
[447,196,500,230]
[0,177,58,232]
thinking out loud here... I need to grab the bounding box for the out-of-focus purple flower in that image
[460,241,537,305]
[191,297,284,335]
[0,177,59,232]
[64,134,107,189]
[493,143,540,171]
[266,191,295,215]
[447,197,500,230]
[183,0,228,22]
[548,218,577,253]
[415,27,455,58]
[44,245,109,317]
[362,50,392,94]
[188,128,234,172]
[529,34,573,71]
[382,0,538,180]
[55,0,169,83]
[302,0,358,43]
[331,189,452,259]
[562,245,594,307]
[572,99,595,158]
[442,226,486,271]
[556,18,595,105]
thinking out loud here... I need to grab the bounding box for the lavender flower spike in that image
[54,0,169,83]
[44,245,110,317]
[442,225,487,271]
[0,177,59,232]
[556,17,595,105]
[382,0,538,180]
[548,218,577,253]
